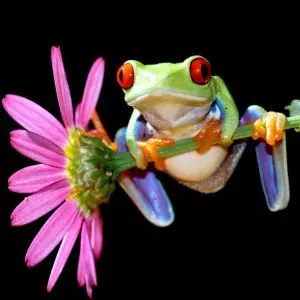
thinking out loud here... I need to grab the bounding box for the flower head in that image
[3,45,176,298]
[3,46,112,297]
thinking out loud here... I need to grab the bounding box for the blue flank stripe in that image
[216,97,226,121]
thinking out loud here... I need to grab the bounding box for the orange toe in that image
[275,113,286,141]
[252,118,267,141]
[193,120,222,153]
[138,137,175,171]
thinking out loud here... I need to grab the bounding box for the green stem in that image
[109,115,300,174]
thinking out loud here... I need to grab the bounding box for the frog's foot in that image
[85,110,118,152]
[252,111,286,146]
[84,130,118,152]
[193,119,224,153]
[137,137,175,171]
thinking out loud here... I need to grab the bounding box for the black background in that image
[1,7,300,299]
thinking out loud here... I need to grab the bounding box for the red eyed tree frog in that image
[114,55,290,227]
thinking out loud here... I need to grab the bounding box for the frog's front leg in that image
[126,108,175,171]
[179,105,290,212]
[115,120,174,227]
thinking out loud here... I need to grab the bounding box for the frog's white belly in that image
[164,146,228,182]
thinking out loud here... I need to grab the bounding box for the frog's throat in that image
[129,91,212,138]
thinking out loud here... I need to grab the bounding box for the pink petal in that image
[47,213,83,292]
[75,103,81,128]
[77,221,97,298]
[11,180,70,226]
[86,283,93,299]
[51,46,74,129]
[76,58,105,129]
[90,208,103,260]
[8,164,65,194]
[77,240,85,287]
[83,221,97,286]
[10,130,66,168]
[2,94,68,148]
[25,200,79,267]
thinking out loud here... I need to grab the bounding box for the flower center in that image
[64,128,117,216]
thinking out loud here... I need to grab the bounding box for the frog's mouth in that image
[129,92,212,130]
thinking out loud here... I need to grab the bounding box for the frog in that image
[114,55,290,227]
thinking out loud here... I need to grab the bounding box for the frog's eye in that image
[190,57,212,85]
[116,62,134,89]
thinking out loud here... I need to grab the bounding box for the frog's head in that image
[116,55,217,131]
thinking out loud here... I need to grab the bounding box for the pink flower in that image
[2,46,108,298]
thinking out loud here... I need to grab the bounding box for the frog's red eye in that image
[189,57,212,85]
[116,62,134,89]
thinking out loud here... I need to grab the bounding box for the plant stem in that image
[110,115,300,173]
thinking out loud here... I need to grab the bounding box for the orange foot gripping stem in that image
[137,137,175,171]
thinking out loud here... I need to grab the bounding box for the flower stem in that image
[109,115,300,174]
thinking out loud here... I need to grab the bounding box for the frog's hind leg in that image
[178,105,290,212]
[114,121,174,227]
[244,105,289,211]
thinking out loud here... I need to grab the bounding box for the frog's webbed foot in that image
[193,119,225,152]
[84,110,118,152]
[137,137,175,171]
[252,111,286,145]
[83,130,118,152]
